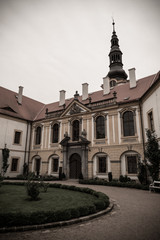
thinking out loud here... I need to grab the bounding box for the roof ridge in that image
[0,86,44,105]
[149,71,160,87]
[33,104,46,121]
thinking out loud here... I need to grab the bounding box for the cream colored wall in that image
[0,114,30,177]
[142,85,160,141]
[29,104,143,179]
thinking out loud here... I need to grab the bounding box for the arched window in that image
[110,80,116,88]
[96,116,105,139]
[52,157,59,172]
[123,111,135,136]
[72,120,79,141]
[98,156,107,173]
[35,126,41,145]
[52,123,59,143]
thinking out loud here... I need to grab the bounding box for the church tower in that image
[107,20,128,84]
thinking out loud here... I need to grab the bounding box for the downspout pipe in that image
[24,121,29,165]
[28,122,32,171]
[139,102,145,155]
[139,101,148,183]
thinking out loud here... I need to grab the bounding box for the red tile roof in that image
[0,87,45,121]
[35,71,160,120]
[0,71,159,122]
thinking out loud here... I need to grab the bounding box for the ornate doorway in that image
[69,153,81,179]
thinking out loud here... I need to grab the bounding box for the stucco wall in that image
[142,85,160,141]
[0,115,29,177]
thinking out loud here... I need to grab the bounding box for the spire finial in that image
[112,17,115,33]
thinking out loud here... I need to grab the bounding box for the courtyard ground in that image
[1,180,160,240]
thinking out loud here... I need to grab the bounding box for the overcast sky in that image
[0,0,159,104]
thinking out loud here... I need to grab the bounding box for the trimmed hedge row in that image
[79,179,149,190]
[4,175,59,181]
[0,182,110,228]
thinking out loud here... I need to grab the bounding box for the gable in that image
[61,100,91,117]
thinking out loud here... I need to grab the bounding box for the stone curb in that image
[0,202,114,233]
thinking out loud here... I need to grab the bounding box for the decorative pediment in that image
[61,100,90,117]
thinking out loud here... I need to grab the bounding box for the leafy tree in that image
[145,129,160,181]
[0,173,3,187]
[2,147,10,176]
[137,158,148,185]
[23,162,28,176]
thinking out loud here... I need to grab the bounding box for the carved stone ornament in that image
[64,131,68,137]
[81,129,87,137]
[69,103,82,115]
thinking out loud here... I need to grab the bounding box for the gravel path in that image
[1,180,160,240]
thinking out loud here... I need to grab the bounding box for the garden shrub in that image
[79,179,149,190]
[79,172,84,180]
[26,181,41,200]
[108,172,112,182]
[119,175,131,182]
[50,183,62,188]
[62,172,66,179]
[0,174,3,187]
[25,173,45,200]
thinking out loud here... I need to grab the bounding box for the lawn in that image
[0,183,109,228]
[0,185,98,214]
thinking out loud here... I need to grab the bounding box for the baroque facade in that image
[0,22,160,180]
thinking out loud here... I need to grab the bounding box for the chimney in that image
[18,86,23,104]
[103,76,110,95]
[129,68,136,88]
[82,83,88,100]
[59,90,66,106]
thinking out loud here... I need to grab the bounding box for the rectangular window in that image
[98,157,106,173]
[127,156,137,174]
[53,159,58,172]
[14,131,21,144]
[148,111,154,132]
[11,158,18,171]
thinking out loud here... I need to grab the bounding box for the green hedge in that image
[0,182,109,228]
[79,179,149,190]
[4,175,59,181]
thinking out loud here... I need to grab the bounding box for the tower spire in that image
[112,18,115,33]
[107,21,128,81]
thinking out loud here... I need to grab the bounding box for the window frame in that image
[126,155,138,175]
[122,111,135,137]
[11,157,19,172]
[110,80,117,88]
[35,126,42,145]
[52,157,59,173]
[96,115,105,139]
[72,119,80,141]
[13,130,22,145]
[98,156,107,173]
[147,110,154,132]
[51,123,59,143]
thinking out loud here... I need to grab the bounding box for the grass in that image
[0,185,99,214]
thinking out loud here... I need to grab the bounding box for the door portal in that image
[69,153,81,179]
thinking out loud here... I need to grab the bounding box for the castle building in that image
[0,22,160,180]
